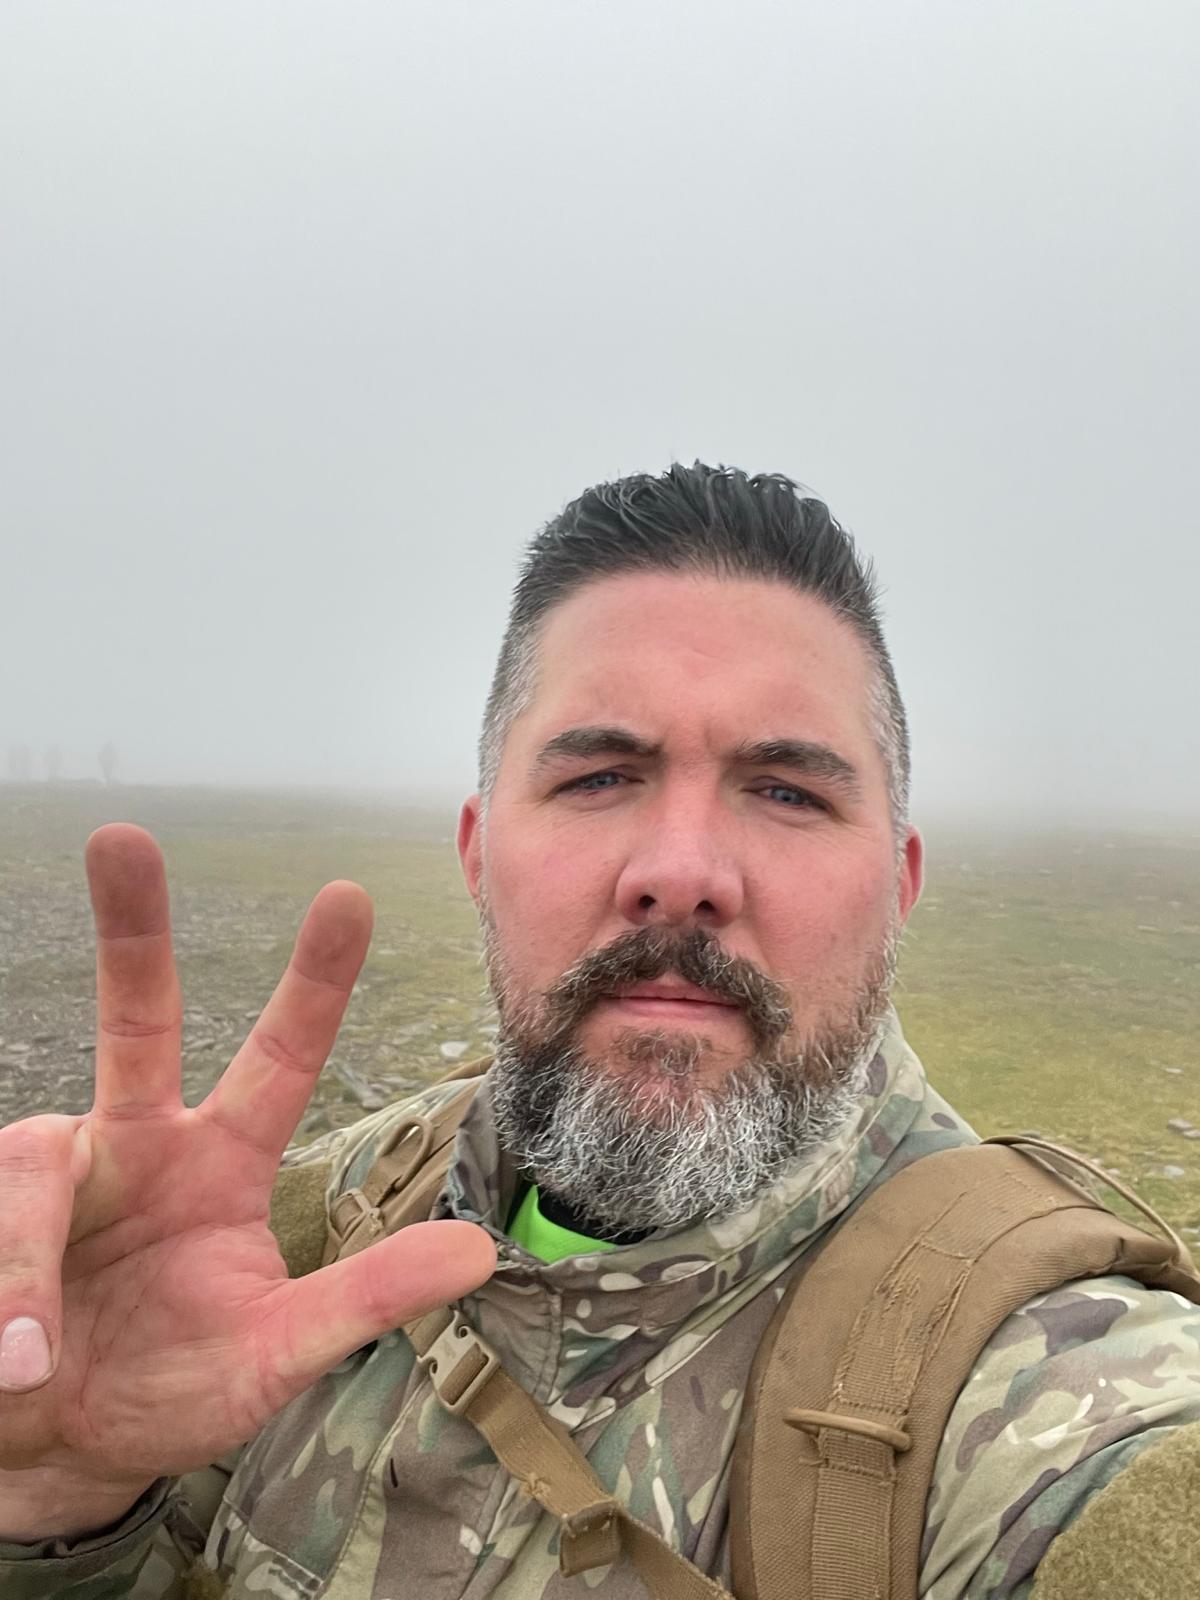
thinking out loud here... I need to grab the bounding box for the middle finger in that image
[200,880,373,1159]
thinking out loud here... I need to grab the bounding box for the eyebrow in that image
[531,726,660,776]
[731,738,862,799]
[532,725,862,798]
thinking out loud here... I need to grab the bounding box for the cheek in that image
[756,855,895,969]
[484,836,613,983]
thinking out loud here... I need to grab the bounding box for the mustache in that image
[538,926,793,1050]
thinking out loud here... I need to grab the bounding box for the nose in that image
[613,797,745,931]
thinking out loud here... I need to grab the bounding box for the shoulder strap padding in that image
[730,1139,1200,1600]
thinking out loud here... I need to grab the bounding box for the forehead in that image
[515,570,880,760]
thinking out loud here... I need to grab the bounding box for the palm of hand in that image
[52,1114,293,1482]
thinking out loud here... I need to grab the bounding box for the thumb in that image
[264,1220,497,1388]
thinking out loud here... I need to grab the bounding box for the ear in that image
[457,793,484,904]
[896,825,924,924]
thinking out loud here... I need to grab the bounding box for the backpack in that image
[310,1058,1200,1600]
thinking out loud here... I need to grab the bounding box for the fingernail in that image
[0,1317,53,1389]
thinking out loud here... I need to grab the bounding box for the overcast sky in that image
[3,1,1197,824]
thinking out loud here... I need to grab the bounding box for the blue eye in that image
[760,784,825,810]
[560,770,624,793]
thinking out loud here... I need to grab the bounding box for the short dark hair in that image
[479,462,910,833]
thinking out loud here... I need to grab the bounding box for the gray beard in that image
[485,923,897,1237]
[489,1037,876,1236]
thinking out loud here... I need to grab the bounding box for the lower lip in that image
[601,996,740,1022]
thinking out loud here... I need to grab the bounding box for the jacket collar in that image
[440,1009,946,1347]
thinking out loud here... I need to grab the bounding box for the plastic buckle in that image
[328,1187,380,1244]
[559,1499,622,1576]
[417,1312,501,1415]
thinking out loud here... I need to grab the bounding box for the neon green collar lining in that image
[507,1184,618,1264]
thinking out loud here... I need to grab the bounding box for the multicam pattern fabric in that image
[3,1009,1198,1599]
[924,1280,1200,1598]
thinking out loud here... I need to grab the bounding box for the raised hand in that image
[0,825,496,1539]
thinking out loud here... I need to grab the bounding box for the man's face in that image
[459,570,922,1098]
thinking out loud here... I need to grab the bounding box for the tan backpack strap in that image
[406,1306,735,1599]
[984,1134,1197,1273]
[323,1059,490,1265]
[730,1139,1200,1600]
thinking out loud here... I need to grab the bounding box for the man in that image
[0,463,1196,1598]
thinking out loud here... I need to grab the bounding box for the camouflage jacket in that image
[3,1010,1199,1599]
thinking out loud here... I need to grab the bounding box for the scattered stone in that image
[244,1010,259,1020]
[1167,1118,1194,1134]
[439,1040,469,1061]
[32,1032,56,1044]
[1185,1130,1200,1141]
[1162,1165,1186,1179]
[333,1061,372,1101]
[1135,925,1161,933]
[8,1043,31,1055]
[77,1041,95,1053]
[1162,1067,1183,1076]
[188,1037,215,1052]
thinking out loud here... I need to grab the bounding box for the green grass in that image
[899,826,1200,1234]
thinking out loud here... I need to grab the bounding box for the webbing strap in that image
[806,1165,1062,1600]
[406,1306,734,1598]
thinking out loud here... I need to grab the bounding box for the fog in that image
[3,1,1197,826]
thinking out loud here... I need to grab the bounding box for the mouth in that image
[598,982,742,1023]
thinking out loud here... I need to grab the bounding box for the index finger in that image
[86,825,183,1116]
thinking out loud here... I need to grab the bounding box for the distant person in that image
[1,465,1197,1599]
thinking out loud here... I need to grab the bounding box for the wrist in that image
[0,1465,159,1543]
